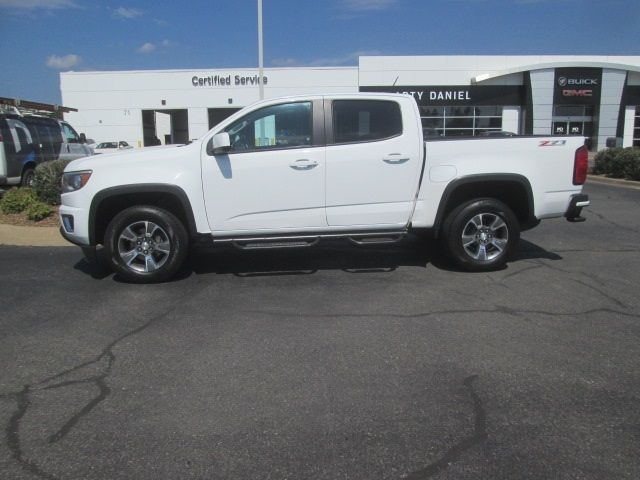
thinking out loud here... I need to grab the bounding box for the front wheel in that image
[104,206,188,283]
[442,198,519,271]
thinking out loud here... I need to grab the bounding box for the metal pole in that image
[258,0,264,100]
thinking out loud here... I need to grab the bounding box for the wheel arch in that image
[432,174,535,238]
[89,184,198,245]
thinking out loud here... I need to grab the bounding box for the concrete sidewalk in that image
[0,224,72,247]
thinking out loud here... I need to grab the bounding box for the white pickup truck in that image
[59,93,589,282]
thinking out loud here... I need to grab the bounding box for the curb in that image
[587,175,640,190]
[0,224,73,247]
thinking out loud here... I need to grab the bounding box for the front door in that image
[60,122,88,160]
[201,100,326,233]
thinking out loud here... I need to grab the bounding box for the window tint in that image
[61,123,79,143]
[225,102,312,152]
[332,100,402,144]
[5,119,33,154]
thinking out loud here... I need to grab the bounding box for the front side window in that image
[332,100,402,144]
[225,102,312,153]
[61,123,80,143]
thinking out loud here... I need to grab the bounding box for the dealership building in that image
[60,55,640,150]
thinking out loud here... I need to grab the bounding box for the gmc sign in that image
[562,89,593,97]
[554,68,602,104]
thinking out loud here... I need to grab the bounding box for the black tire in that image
[21,168,35,187]
[441,198,519,271]
[104,205,188,283]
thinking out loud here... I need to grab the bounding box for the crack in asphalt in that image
[585,208,640,233]
[403,375,487,479]
[1,283,206,479]
[6,386,58,480]
[246,306,639,321]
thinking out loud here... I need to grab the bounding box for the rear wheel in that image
[21,168,35,187]
[104,205,188,283]
[442,198,519,271]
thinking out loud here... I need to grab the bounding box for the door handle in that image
[383,153,409,164]
[290,159,318,170]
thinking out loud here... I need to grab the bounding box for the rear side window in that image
[332,100,402,144]
[5,119,34,154]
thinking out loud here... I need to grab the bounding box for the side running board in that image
[217,231,408,251]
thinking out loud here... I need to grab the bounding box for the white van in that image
[0,113,93,186]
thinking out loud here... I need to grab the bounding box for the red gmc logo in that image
[562,89,593,97]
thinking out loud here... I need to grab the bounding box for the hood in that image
[65,143,197,172]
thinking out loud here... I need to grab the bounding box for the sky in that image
[1,0,639,105]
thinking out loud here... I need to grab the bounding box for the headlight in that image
[61,170,92,193]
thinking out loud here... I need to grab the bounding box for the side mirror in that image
[208,132,231,155]
[79,133,87,144]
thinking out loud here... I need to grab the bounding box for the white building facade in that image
[61,55,640,150]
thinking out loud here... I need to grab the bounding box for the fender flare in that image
[88,183,198,245]
[432,173,535,235]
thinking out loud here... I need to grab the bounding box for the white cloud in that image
[342,0,397,11]
[114,6,143,19]
[0,0,76,10]
[45,54,81,69]
[137,42,156,53]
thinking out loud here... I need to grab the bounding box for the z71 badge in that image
[539,140,567,147]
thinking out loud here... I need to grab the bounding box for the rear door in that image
[4,117,37,179]
[324,97,423,227]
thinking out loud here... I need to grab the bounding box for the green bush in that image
[593,147,640,180]
[0,187,37,214]
[25,201,54,222]
[33,159,70,205]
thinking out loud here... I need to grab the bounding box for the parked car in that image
[93,141,133,154]
[0,113,92,186]
[60,93,589,283]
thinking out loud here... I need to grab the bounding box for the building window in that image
[420,106,502,137]
[634,106,640,148]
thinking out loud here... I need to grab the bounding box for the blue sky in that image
[1,0,639,105]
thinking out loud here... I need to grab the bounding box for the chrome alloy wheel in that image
[461,213,509,261]
[117,221,171,273]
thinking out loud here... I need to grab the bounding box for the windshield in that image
[97,142,117,148]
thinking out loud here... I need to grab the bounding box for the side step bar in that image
[215,231,408,251]
[348,234,405,245]
[233,237,319,250]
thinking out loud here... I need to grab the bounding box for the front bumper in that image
[565,194,590,222]
[59,204,91,246]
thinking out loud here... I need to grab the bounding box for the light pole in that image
[257,0,264,100]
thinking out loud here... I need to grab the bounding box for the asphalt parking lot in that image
[0,181,639,479]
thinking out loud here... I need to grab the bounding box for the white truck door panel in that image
[201,101,326,232]
[325,98,422,226]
